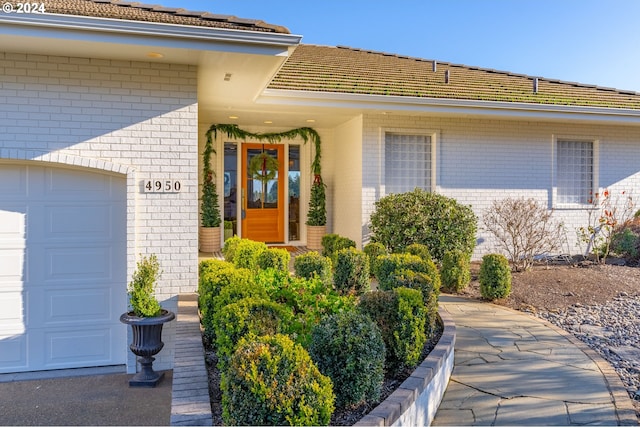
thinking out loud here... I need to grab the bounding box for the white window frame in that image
[380,128,438,197]
[552,135,599,208]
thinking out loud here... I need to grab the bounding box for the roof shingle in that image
[41,0,290,33]
[269,45,640,110]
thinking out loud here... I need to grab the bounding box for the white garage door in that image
[0,163,127,373]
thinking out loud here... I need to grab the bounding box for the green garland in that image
[206,124,322,176]
[206,123,326,226]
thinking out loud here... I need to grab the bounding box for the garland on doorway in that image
[205,123,326,226]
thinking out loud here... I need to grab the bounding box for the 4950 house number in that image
[143,179,182,193]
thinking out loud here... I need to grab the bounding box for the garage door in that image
[0,163,127,373]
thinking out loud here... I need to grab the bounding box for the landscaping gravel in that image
[535,295,640,400]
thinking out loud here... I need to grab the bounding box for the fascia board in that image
[260,89,640,124]
[0,13,301,54]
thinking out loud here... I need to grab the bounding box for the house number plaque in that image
[143,179,182,193]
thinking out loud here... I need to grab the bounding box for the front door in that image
[241,144,285,243]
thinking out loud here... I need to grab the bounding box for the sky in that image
[157,0,640,93]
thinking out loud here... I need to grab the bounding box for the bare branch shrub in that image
[482,198,565,271]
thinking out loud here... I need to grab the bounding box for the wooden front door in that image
[241,144,285,243]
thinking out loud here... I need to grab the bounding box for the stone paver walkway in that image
[433,296,637,426]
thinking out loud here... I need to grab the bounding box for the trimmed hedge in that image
[479,254,512,300]
[222,334,334,426]
[293,251,333,289]
[212,297,293,369]
[363,242,387,276]
[233,239,268,271]
[360,287,427,373]
[333,248,370,295]
[309,311,385,408]
[321,233,356,264]
[221,236,242,263]
[199,264,254,339]
[256,247,291,272]
[403,243,432,262]
[369,188,477,261]
[441,249,471,293]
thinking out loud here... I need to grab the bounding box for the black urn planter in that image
[120,309,175,387]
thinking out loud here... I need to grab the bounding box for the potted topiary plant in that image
[306,174,326,250]
[200,131,222,252]
[120,254,175,387]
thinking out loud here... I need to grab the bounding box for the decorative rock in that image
[536,296,640,398]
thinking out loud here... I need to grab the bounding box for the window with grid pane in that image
[556,140,593,204]
[385,133,431,194]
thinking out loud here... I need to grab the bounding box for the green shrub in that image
[333,248,370,295]
[222,334,334,426]
[393,269,440,336]
[293,251,333,289]
[375,253,439,292]
[321,233,356,264]
[369,189,477,261]
[256,247,291,272]
[375,253,423,289]
[359,288,427,374]
[403,243,432,262]
[127,254,162,318]
[198,258,233,282]
[199,266,255,339]
[611,227,640,261]
[212,279,268,316]
[441,249,471,293]
[257,269,357,347]
[363,242,387,275]
[213,297,293,368]
[309,311,385,408]
[233,239,268,271]
[221,235,242,263]
[479,254,512,300]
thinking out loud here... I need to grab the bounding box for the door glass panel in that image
[289,145,300,240]
[247,147,279,209]
[224,143,237,237]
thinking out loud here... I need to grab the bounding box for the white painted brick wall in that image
[361,113,640,260]
[0,52,199,372]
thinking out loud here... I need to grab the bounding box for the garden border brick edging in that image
[355,308,456,427]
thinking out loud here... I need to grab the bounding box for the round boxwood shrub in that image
[222,334,335,426]
[441,249,472,293]
[403,243,432,262]
[199,265,254,340]
[479,254,512,300]
[212,279,268,316]
[369,189,477,261]
[293,251,333,289]
[375,253,428,290]
[233,239,268,271]
[256,247,291,272]
[333,248,370,295]
[321,233,356,264]
[363,242,387,276]
[359,287,426,374]
[221,235,242,263]
[308,311,385,408]
[213,297,293,368]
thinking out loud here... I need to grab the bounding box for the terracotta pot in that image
[306,225,326,250]
[199,226,221,253]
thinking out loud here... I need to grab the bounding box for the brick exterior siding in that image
[360,113,640,259]
[0,51,199,372]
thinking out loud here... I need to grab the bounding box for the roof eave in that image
[260,89,640,124]
[0,13,302,54]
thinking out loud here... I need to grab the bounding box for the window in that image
[385,133,431,194]
[556,140,594,205]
